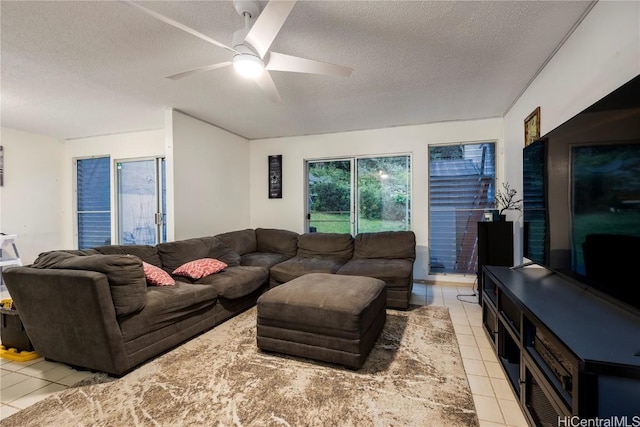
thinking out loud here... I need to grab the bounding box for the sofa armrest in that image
[31,252,147,316]
[2,267,131,376]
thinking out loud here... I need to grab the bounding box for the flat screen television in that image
[523,74,640,311]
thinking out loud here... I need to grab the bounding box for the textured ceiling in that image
[1,1,594,140]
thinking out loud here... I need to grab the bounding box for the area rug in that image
[3,305,478,426]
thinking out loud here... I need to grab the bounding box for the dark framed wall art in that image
[524,107,541,146]
[268,155,282,199]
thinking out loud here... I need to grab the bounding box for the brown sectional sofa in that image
[3,228,415,376]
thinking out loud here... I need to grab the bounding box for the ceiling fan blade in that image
[266,52,353,77]
[254,71,282,103]
[165,62,232,80]
[121,0,237,54]
[244,1,297,58]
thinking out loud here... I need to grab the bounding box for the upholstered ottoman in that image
[256,273,386,369]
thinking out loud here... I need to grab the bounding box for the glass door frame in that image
[115,157,166,245]
[427,141,496,276]
[305,158,355,235]
[305,153,412,235]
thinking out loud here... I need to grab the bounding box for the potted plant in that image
[495,182,522,221]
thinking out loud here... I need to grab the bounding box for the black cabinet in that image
[482,265,640,425]
[477,221,513,304]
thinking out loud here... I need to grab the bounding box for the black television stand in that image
[481,264,640,425]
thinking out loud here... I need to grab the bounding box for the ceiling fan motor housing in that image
[233,0,260,19]
[232,27,251,49]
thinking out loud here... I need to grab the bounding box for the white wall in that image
[168,110,251,240]
[64,129,166,248]
[1,112,251,261]
[249,118,504,282]
[503,0,640,262]
[0,128,65,264]
[4,0,635,275]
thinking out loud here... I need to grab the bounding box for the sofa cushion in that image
[269,257,348,285]
[353,231,416,261]
[195,266,268,299]
[156,237,211,271]
[143,261,176,286]
[118,282,219,343]
[297,233,354,259]
[209,238,241,267]
[240,252,291,269]
[173,258,228,280]
[31,251,146,317]
[215,229,257,256]
[94,245,163,267]
[255,228,299,257]
[337,259,414,285]
[157,236,240,271]
[38,249,100,256]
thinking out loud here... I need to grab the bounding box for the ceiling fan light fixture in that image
[233,54,264,78]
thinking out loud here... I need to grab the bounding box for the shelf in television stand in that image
[481,264,640,424]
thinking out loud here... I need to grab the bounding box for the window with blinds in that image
[429,143,496,275]
[77,157,111,249]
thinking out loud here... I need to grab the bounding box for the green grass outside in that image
[309,212,409,234]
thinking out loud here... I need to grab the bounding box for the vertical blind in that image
[77,157,111,249]
[429,143,496,275]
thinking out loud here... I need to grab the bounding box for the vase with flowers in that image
[495,182,522,221]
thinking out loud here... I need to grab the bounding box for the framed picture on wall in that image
[524,107,541,146]
[268,155,282,199]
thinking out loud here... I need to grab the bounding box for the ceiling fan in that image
[122,0,353,103]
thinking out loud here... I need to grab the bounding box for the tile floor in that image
[410,283,529,427]
[1,283,529,426]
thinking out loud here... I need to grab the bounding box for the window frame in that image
[115,156,167,245]
[305,153,412,235]
[427,141,497,276]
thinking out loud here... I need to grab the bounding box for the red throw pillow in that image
[142,261,175,286]
[172,258,228,280]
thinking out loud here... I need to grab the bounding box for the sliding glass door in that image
[116,158,166,245]
[356,156,411,233]
[307,160,354,234]
[306,155,411,234]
